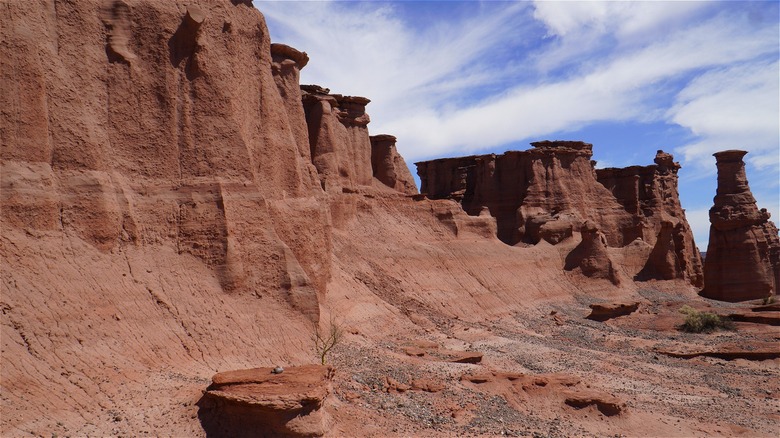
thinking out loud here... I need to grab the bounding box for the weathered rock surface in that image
[701,150,780,302]
[565,221,620,285]
[416,144,702,287]
[598,151,703,287]
[302,85,373,192]
[586,302,640,321]
[2,1,776,437]
[199,365,334,437]
[370,134,418,195]
[417,141,633,247]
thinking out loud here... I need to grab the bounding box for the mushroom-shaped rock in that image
[702,150,780,302]
[198,365,334,438]
[271,43,309,69]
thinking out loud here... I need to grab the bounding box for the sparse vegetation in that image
[678,305,734,333]
[312,316,343,365]
[762,295,776,305]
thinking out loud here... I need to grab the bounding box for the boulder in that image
[586,302,640,321]
[198,365,334,437]
[701,150,780,302]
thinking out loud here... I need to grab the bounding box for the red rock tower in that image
[701,150,780,301]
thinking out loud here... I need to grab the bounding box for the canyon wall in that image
[417,143,703,286]
[701,151,780,301]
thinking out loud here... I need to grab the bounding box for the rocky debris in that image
[370,134,419,195]
[198,365,334,437]
[586,302,640,322]
[564,221,620,285]
[461,371,625,418]
[400,342,483,364]
[701,150,780,302]
[563,391,624,416]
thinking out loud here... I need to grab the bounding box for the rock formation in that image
[199,365,334,437]
[564,221,620,285]
[4,2,776,437]
[417,144,703,286]
[597,150,703,287]
[302,85,374,192]
[701,150,780,302]
[370,134,418,195]
[417,141,633,247]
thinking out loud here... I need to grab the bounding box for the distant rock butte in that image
[416,144,703,287]
[701,150,780,302]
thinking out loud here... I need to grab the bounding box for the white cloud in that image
[532,1,711,39]
[670,60,780,173]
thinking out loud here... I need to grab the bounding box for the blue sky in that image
[257,1,780,251]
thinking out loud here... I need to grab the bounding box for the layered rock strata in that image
[701,150,780,302]
[417,143,702,286]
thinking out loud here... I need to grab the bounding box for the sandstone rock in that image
[598,150,703,287]
[199,365,334,437]
[271,44,320,189]
[370,134,419,195]
[563,390,625,416]
[446,350,483,364]
[302,86,374,192]
[565,221,620,285]
[417,141,633,247]
[701,150,780,302]
[586,302,640,321]
[410,378,446,393]
[727,311,780,326]
[658,343,780,361]
[417,145,703,287]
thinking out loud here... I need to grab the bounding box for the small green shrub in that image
[678,305,734,333]
[762,295,776,305]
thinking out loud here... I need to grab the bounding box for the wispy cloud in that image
[257,0,779,244]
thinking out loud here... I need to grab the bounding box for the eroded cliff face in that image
[416,144,703,287]
[701,151,780,302]
[597,151,703,287]
[370,134,418,195]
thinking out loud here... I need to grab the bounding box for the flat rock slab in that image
[729,311,780,326]
[658,342,780,361]
[199,365,334,437]
[586,302,640,321]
